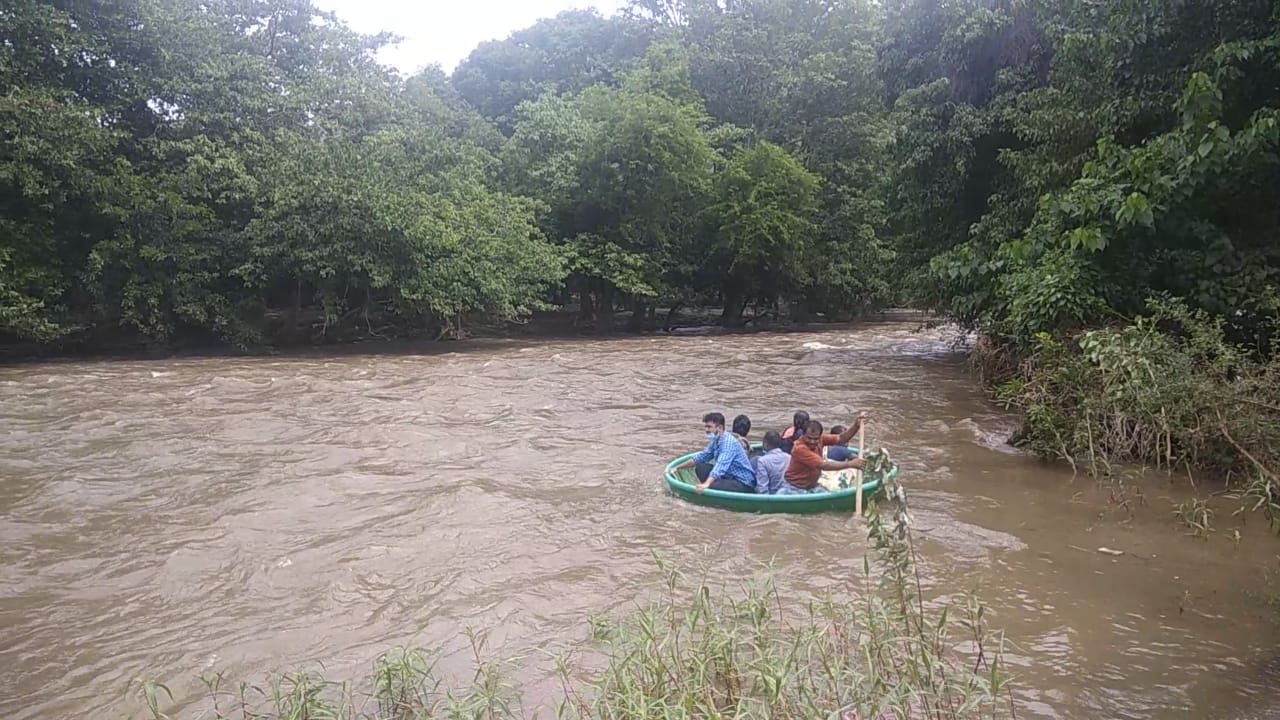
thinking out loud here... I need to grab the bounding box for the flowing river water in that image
[2,322,1278,719]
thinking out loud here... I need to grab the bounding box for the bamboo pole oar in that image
[854,418,866,517]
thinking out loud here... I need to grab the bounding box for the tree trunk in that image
[664,302,684,331]
[601,282,615,323]
[286,274,303,341]
[720,289,745,326]
[578,283,596,326]
[627,298,647,332]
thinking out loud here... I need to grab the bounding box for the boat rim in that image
[662,447,894,502]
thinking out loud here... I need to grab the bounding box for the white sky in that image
[313,0,629,75]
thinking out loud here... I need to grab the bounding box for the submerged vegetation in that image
[135,478,1015,720]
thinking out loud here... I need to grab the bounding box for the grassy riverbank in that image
[133,480,1014,720]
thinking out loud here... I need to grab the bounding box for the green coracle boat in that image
[662,444,896,514]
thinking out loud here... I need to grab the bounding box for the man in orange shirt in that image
[781,415,868,494]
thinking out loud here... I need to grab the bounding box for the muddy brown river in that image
[2,323,1278,719]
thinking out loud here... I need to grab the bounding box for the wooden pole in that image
[854,419,866,516]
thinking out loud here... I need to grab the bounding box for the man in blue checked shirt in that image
[672,412,757,494]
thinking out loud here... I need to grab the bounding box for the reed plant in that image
[135,475,1013,720]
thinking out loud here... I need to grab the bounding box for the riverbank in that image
[0,306,940,364]
[967,299,1280,531]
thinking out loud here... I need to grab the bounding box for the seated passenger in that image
[731,414,753,455]
[781,415,868,495]
[672,412,757,494]
[753,431,789,495]
[780,410,810,454]
[825,425,858,461]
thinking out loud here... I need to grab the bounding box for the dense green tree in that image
[570,50,716,328]
[708,141,820,324]
[1,0,564,346]
[627,0,899,316]
[875,0,1280,480]
[498,43,719,328]
[451,9,653,133]
[917,0,1280,345]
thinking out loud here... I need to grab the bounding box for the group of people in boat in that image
[672,410,868,495]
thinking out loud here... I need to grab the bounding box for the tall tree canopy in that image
[3,0,1278,353]
[1,0,564,346]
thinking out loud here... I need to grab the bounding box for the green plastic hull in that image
[663,447,892,515]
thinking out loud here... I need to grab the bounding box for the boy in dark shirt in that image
[826,425,858,461]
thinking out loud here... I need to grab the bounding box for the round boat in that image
[662,445,895,514]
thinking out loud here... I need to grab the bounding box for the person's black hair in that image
[792,410,810,429]
[703,412,726,428]
[805,419,824,435]
[732,414,751,436]
[831,425,847,436]
[763,430,783,450]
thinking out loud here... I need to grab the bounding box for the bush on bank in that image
[134,479,1015,720]
[982,297,1280,527]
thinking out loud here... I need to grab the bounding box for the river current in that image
[1,322,1277,718]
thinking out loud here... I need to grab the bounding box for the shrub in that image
[995,297,1280,528]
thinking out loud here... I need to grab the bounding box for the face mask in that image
[705,431,717,442]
